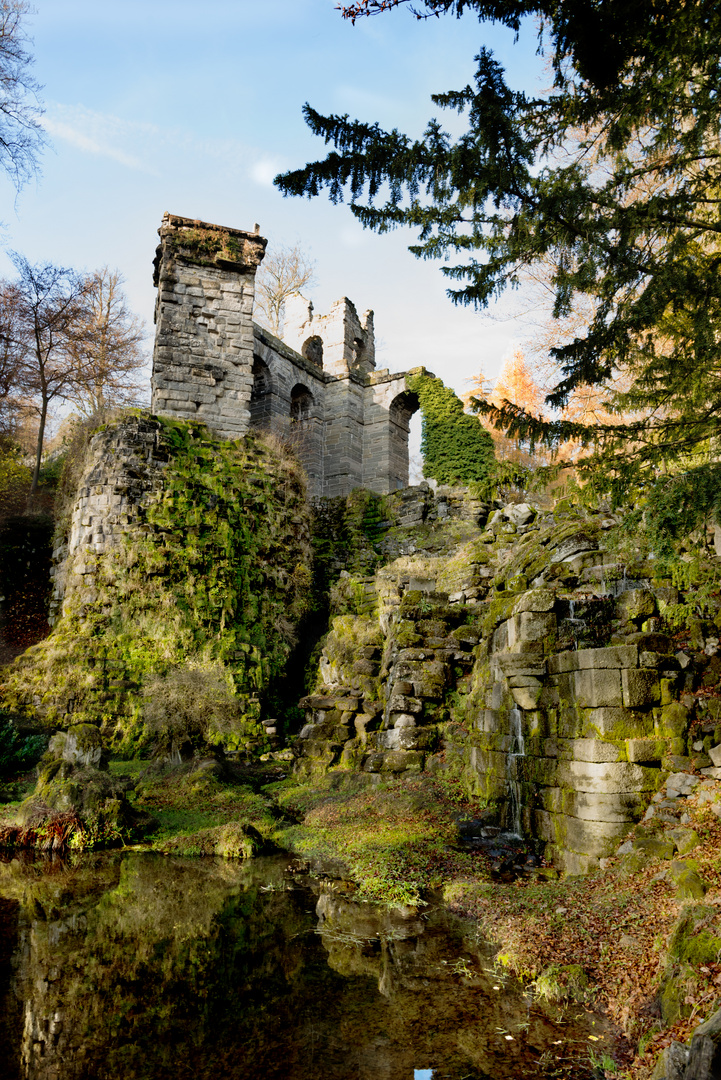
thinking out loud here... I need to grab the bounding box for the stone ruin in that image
[292,493,700,875]
[151,213,420,497]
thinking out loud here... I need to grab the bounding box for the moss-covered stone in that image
[1,416,313,755]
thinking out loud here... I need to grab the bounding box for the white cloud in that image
[43,106,160,173]
[43,103,290,194]
[250,158,284,188]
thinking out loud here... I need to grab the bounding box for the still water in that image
[0,852,609,1079]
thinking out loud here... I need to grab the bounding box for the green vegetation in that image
[277,0,721,546]
[127,760,279,848]
[0,715,46,776]
[167,224,251,267]
[269,772,491,906]
[405,370,495,486]
[0,416,312,754]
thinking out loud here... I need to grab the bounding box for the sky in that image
[1,0,547,455]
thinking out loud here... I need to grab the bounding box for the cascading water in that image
[567,598,586,650]
[507,706,525,837]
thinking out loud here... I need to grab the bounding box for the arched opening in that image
[389,390,420,490]
[250,356,273,428]
[290,383,314,422]
[408,407,423,484]
[301,336,323,368]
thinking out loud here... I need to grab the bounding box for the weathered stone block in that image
[512,588,555,614]
[511,685,543,710]
[545,846,601,876]
[626,738,666,762]
[379,750,424,773]
[655,702,689,738]
[557,759,665,794]
[573,668,623,708]
[533,808,629,857]
[622,669,660,707]
[616,588,657,623]
[557,738,625,763]
[387,694,423,714]
[539,787,646,823]
[584,706,653,738]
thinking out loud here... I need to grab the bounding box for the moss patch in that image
[269,772,492,907]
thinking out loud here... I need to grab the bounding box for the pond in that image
[0,851,611,1079]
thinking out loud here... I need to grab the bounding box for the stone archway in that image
[388,390,420,491]
[250,356,273,429]
[290,383,315,422]
[301,336,323,368]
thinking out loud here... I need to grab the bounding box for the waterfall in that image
[567,598,586,650]
[507,706,525,837]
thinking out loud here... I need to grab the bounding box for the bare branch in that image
[254,242,316,337]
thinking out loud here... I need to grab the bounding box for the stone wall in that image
[49,416,170,625]
[149,213,419,497]
[151,214,266,439]
[292,490,688,874]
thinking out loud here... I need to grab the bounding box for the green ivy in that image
[405,371,496,485]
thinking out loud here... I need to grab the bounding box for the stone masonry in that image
[151,213,420,497]
[292,493,694,875]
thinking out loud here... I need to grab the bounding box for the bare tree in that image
[9,254,92,494]
[0,1,46,192]
[0,278,32,438]
[65,267,148,417]
[254,242,315,337]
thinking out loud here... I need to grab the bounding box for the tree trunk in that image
[29,395,48,496]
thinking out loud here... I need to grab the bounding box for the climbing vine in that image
[406,371,496,486]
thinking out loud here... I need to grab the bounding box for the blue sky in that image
[1,0,546,408]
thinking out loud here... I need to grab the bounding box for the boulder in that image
[47,724,107,770]
[668,860,707,899]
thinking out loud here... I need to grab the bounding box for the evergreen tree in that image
[276,0,721,544]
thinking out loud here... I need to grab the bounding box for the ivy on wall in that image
[406,371,496,486]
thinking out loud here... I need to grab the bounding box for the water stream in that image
[0,850,611,1079]
[507,706,525,837]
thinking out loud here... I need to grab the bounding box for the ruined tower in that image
[150,213,419,496]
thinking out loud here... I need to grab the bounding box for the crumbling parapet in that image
[283,294,375,376]
[151,213,267,439]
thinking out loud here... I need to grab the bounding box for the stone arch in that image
[250,356,273,428]
[388,390,420,490]
[301,336,323,368]
[290,383,315,422]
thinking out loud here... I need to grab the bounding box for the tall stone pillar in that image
[151,213,267,439]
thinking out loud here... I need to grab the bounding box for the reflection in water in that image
[0,852,608,1079]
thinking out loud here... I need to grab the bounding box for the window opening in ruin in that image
[352,336,366,369]
[301,336,323,367]
[250,357,273,428]
[290,383,314,422]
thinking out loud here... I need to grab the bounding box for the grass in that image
[116,760,280,847]
[268,771,493,907]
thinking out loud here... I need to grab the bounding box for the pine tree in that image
[276,0,721,544]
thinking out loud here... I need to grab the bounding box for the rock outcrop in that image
[293,489,704,874]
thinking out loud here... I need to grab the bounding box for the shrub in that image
[405,371,496,485]
[142,661,259,758]
[0,715,47,776]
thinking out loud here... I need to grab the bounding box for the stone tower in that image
[150,213,419,496]
[151,213,267,438]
